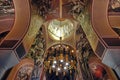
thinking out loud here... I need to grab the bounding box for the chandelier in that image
[44,44,77,76]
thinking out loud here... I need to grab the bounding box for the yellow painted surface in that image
[77,9,99,52]
[23,15,44,52]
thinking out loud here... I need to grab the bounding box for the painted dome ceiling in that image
[48,19,74,40]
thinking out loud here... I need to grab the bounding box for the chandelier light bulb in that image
[71,60,73,62]
[60,59,63,62]
[66,62,69,66]
[66,46,69,49]
[58,67,61,71]
[64,67,67,70]
[52,65,55,68]
[53,61,57,64]
[71,50,74,53]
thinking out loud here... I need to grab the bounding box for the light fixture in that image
[52,65,55,68]
[60,59,64,62]
[65,62,69,66]
[44,44,77,76]
[71,50,74,53]
[57,67,61,71]
[53,61,57,64]
[64,67,67,70]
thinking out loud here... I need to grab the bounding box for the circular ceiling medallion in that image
[48,19,74,40]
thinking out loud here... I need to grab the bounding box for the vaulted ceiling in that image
[0,0,120,80]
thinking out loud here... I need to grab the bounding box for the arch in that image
[0,0,30,49]
[91,0,119,38]
[7,58,34,80]
[0,31,9,42]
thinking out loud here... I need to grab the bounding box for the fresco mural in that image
[7,59,34,80]
[0,0,14,15]
[108,0,120,12]
[15,65,33,80]
[89,63,108,80]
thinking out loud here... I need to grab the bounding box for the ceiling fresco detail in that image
[31,0,53,17]
[0,0,14,15]
[25,27,46,79]
[48,19,74,40]
[108,0,120,12]
[7,0,118,80]
[31,0,88,18]
[15,65,33,80]
[26,27,45,65]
